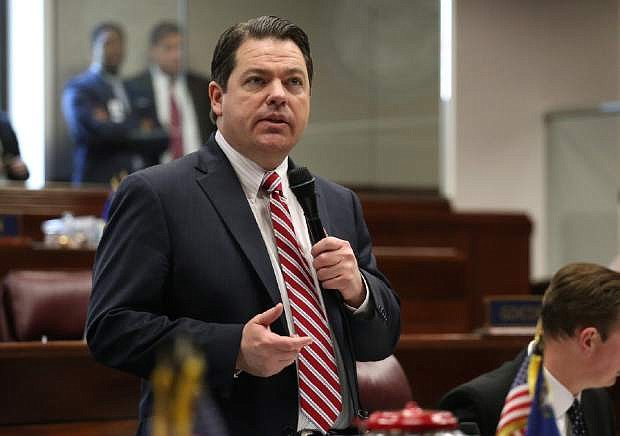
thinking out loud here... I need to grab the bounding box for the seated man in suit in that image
[87,15,400,436]
[62,22,166,185]
[0,112,29,180]
[125,21,215,163]
[439,262,619,436]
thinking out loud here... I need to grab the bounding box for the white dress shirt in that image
[527,341,582,436]
[151,66,201,160]
[544,366,583,436]
[215,130,370,431]
[92,65,130,123]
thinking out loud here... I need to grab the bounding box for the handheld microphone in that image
[288,167,325,245]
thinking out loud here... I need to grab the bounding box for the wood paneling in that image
[0,341,139,429]
[374,247,473,333]
[2,336,619,434]
[0,184,532,333]
[0,243,94,281]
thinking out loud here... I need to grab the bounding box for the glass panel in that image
[46,0,439,188]
[546,109,620,276]
[50,0,181,182]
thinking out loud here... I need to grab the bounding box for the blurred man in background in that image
[0,111,29,181]
[63,22,166,185]
[125,21,215,163]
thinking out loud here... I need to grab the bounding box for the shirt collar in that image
[527,341,582,419]
[151,65,185,87]
[543,366,581,419]
[215,130,289,202]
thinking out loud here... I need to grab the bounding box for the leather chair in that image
[356,354,413,413]
[0,270,92,341]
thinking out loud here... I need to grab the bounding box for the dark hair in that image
[211,15,313,92]
[541,262,620,341]
[150,21,182,47]
[91,22,124,46]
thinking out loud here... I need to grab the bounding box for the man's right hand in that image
[236,303,312,377]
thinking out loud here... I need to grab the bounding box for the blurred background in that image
[2,0,620,281]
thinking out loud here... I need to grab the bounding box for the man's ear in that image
[577,326,600,355]
[209,81,224,118]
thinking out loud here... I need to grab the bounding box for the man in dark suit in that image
[439,263,619,436]
[125,21,215,163]
[62,22,166,185]
[86,15,400,436]
[0,112,29,180]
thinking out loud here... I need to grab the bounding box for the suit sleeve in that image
[0,113,21,158]
[439,386,491,436]
[86,173,243,394]
[347,190,401,361]
[62,81,134,152]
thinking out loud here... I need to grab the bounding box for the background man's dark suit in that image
[125,71,216,146]
[0,112,21,158]
[438,350,616,436]
[0,112,29,180]
[86,135,400,435]
[62,69,166,184]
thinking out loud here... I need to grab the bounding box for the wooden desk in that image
[0,341,139,435]
[0,243,94,281]
[0,183,108,241]
[2,336,619,434]
[0,184,532,333]
[395,333,530,408]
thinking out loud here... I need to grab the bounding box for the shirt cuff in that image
[344,272,371,315]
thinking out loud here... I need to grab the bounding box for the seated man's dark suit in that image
[438,350,616,436]
[125,70,216,146]
[0,112,28,180]
[86,135,401,435]
[63,69,167,184]
[0,112,21,159]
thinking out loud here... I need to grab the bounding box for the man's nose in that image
[266,80,287,107]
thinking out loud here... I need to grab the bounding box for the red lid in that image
[364,402,459,431]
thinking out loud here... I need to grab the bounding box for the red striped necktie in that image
[169,89,183,159]
[261,171,342,432]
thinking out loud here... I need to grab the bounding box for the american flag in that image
[496,353,533,436]
[496,345,559,436]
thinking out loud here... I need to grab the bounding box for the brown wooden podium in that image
[0,183,532,335]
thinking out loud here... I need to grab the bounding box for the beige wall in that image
[452,0,619,279]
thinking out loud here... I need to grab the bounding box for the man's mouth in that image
[260,115,288,125]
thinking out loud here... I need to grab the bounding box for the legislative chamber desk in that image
[4,334,620,435]
[0,182,532,335]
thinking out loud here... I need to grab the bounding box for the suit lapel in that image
[91,72,115,102]
[581,390,606,436]
[195,138,281,306]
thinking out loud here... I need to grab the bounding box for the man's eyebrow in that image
[240,67,307,77]
[241,68,269,77]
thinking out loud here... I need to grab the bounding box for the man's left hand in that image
[311,236,365,308]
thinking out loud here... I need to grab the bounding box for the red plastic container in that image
[362,402,464,435]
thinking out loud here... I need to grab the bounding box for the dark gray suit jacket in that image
[86,135,401,435]
[125,70,216,145]
[439,350,616,436]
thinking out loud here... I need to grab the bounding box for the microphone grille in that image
[288,167,313,189]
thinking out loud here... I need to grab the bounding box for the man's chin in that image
[256,134,295,152]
